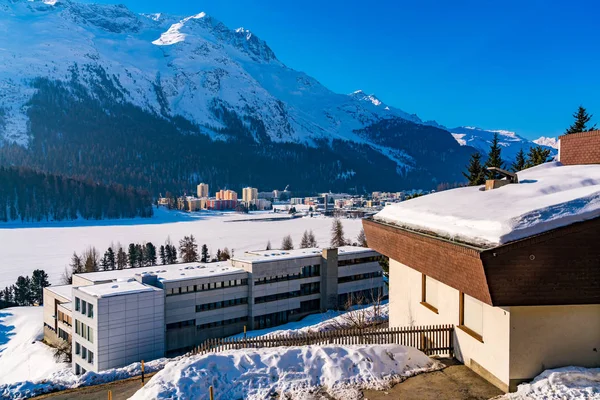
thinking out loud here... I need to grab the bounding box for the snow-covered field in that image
[0,307,67,386]
[498,367,600,400]
[0,208,362,288]
[130,344,440,400]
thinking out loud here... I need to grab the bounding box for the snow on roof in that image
[374,162,600,247]
[76,261,245,284]
[76,280,160,298]
[234,246,376,263]
[45,284,72,301]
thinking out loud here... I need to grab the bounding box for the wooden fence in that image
[187,324,453,357]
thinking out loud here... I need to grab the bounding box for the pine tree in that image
[116,247,127,269]
[31,269,50,305]
[179,235,199,263]
[100,252,109,271]
[69,252,84,275]
[60,267,73,285]
[201,244,209,263]
[135,244,144,267]
[565,106,596,134]
[14,276,31,306]
[300,230,310,248]
[128,243,137,268]
[485,132,504,179]
[307,230,318,247]
[525,146,552,168]
[281,234,294,250]
[166,244,178,264]
[330,218,346,248]
[357,228,368,247]
[265,240,272,250]
[145,242,157,266]
[159,245,166,265]
[462,152,486,186]
[106,247,116,270]
[511,148,527,172]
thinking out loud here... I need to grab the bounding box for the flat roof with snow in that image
[374,162,600,247]
[233,246,376,263]
[45,284,73,301]
[75,280,160,298]
[75,261,245,284]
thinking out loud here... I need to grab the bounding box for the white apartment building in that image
[43,246,384,374]
[242,187,258,202]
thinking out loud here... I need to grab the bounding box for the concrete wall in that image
[389,259,511,390]
[42,287,71,345]
[509,305,600,387]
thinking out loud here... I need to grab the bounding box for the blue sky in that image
[89,0,599,140]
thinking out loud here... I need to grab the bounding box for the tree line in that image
[0,166,153,223]
[62,236,233,283]
[0,270,50,309]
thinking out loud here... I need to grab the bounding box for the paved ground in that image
[363,358,504,400]
[33,373,156,400]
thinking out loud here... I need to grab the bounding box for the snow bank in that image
[229,302,389,339]
[375,162,600,247]
[0,307,67,386]
[0,356,169,399]
[131,344,441,400]
[499,367,600,399]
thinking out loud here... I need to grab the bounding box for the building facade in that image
[43,246,384,373]
[242,187,258,203]
[197,183,209,198]
[216,189,238,201]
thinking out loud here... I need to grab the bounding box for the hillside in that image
[0,0,544,193]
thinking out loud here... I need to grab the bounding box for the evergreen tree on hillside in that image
[485,133,504,179]
[201,244,209,263]
[106,247,116,270]
[511,148,527,172]
[281,235,294,250]
[330,218,346,248]
[525,146,552,168]
[159,245,166,265]
[565,106,596,134]
[116,247,127,269]
[179,235,199,263]
[145,242,157,266]
[135,244,144,267]
[14,276,31,306]
[31,269,50,305]
[100,253,109,271]
[462,152,486,186]
[128,243,137,267]
[357,228,368,247]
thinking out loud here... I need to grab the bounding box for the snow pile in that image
[0,307,67,386]
[0,355,168,399]
[230,303,389,339]
[375,162,600,247]
[131,344,441,400]
[499,367,600,400]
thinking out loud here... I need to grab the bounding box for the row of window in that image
[338,256,380,267]
[337,287,384,308]
[300,282,320,296]
[197,316,248,330]
[58,327,70,341]
[75,364,87,375]
[75,319,94,343]
[338,271,383,284]
[195,297,248,312]
[166,279,249,296]
[254,309,299,330]
[74,297,94,319]
[166,319,195,330]
[58,310,72,327]
[75,342,94,365]
[255,290,301,304]
[253,265,321,286]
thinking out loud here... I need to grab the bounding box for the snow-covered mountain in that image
[449,127,557,161]
[533,136,559,149]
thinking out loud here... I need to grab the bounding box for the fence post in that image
[141,360,145,385]
[209,385,214,400]
[108,390,112,400]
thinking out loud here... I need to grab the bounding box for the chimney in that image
[484,167,518,191]
[558,130,600,165]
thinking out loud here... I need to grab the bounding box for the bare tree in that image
[331,286,385,330]
[281,234,294,250]
[307,230,318,247]
[300,230,310,248]
[53,338,72,363]
[179,235,199,263]
[82,247,99,273]
[265,240,272,250]
[60,266,72,285]
[357,228,368,247]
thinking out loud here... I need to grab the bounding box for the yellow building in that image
[242,187,258,202]
[197,183,209,198]
[216,189,238,201]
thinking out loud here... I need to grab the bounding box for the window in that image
[75,342,81,355]
[75,297,80,312]
[87,326,93,343]
[88,350,94,365]
[459,292,484,342]
[75,320,80,335]
[82,346,87,360]
[75,364,81,375]
[421,274,439,314]
[81,300,87,315]
[88,304,93,319]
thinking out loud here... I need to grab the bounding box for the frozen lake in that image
[0,208,363,288]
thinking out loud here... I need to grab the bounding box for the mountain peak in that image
[533,136,558,149]
[349,90,383,107]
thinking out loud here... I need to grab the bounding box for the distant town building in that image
[216,189,238,201]
[242,187,258,203]
[197,183,209,198]
[290,197,304,205]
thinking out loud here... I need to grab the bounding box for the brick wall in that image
[559,130,600,165]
